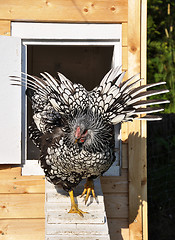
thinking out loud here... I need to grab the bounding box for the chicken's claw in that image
[68,203,88,217]
[80,178,96,204]
[68,190,88,217]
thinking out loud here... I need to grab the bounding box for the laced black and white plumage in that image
[10,67,169,192]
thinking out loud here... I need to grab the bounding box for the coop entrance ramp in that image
[45,178,110,240]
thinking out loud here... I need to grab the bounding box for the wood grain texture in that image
[128,130,142,240]
[0,165,21,178]
[0,0,128,23]
[122,46,128,71]
[108,218,129,240]
[122,143,128,168]
[122,23,128,47]
[0,176,45,194]
[104,193,128,218]
[101,169,128,193]
[0,20,10,35]
[121,123,129,144]
[0,194,45,219]
[0,219,45,240]
[128,0,143,239]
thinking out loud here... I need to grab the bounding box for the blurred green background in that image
[147,1,175,239]
[147,0,175,112]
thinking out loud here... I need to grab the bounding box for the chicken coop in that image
[0,0,148,240]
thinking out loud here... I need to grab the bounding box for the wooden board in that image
[0,219,45,240]
[127,0,145,239]
[45,179,110,239]
[104,193,128,218]
[121,123,128,143]
[0,194,45,219]
[101,169,128,193]
[47,222,109,235]
[46,235,110,240]
[128,130,142,240]
[0,176,45,194]
[122,23,128,47]
[122,71,129,83]
[0,0,128,23]
[0,165,21,178]
[108,218,129,240]
[122,46,128,71]
[0,20,10,35]
[122,143,128,168]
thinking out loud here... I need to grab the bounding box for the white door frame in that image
[11,22,122,176]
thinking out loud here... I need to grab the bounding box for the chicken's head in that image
[74,126,88,143]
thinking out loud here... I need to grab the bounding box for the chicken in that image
[11,67,169,216]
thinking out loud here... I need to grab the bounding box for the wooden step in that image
[45,178,110,240]
[46,235,110,240]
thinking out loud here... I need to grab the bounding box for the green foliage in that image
[147,0,175,113]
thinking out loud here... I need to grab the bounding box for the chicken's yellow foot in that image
[80,178,96,204]
[68,190,88,217]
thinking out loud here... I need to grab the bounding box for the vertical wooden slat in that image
[122,143,128,169]
[122,46,128,71]
[122,22,128,47]
[140,0,148,240]
[0,20,10,35]
[128,0,143,240]
[121,122,129,142]
[128,126,142,240]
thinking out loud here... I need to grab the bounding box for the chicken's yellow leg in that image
[80,178,96,204]
[68,190,88,217]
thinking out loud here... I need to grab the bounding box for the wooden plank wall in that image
[0,0,128,23]
[0,165,45,240]
[0,1,147,239]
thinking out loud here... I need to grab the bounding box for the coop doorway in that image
[11,22,122,176]
[27,45,114,160]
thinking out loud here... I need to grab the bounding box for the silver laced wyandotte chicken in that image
[11,67,169,216]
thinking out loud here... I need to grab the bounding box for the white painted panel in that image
[11,22,121,40]
[22,160,44,175]
[0,36,21,164]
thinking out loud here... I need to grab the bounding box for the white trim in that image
[23,40,119,45]
[21,44,27,164]
[11,22,121,40]
[11,22,122,176]
[22,160,44,175]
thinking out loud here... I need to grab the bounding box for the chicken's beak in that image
[74,126,81,144]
